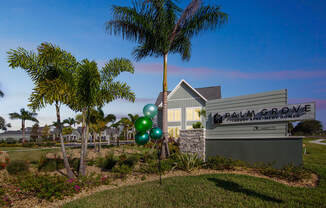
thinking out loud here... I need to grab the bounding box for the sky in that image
[0,0,326,130]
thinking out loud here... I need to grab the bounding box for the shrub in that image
[256,164,312,182]
[98,153,117,170]
[205,155,244,170]
[192,122,203,129]
[168,141,180,154]
[122,154,140,168]
[6,160,29,175]
[142,150,157,163]
[141,158,175,174]
[112,164,132,179]
[174,153,203,172]
[38,155,64,172]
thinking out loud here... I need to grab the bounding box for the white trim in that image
[158,79,207,107]
[168,108,182,122]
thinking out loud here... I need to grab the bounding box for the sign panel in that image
[213,102,315,125]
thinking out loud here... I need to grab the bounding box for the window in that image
[186,125,193,130]
[168,126,180,138]
[168,108,181,122]
[186,107,201,121]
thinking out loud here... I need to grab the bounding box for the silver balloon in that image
[143,104,158,118]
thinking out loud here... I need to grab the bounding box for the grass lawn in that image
[7,148,60,163]
[63,139,326,208]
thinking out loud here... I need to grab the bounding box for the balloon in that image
[135,131,149,145]
[135,116,153,132]
[150,127,163,140]
[143,104,158,118]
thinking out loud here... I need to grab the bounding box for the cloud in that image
[134,63,326,80]
[288,98,326,110]
[135,98,155,103]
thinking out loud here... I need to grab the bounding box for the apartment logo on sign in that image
[213,102,316,125]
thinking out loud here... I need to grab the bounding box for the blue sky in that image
[0,0,325,130]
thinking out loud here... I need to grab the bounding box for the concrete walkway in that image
[309,139,326,146]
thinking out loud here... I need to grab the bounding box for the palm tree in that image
[0,116,11,131]
[8,42,77,178]
[69,58,135,176]
[127,113,139,139]
[119,117,133,140]
[106,0,228,158]
[9,108,38,142]
[63,117,76,127]
[0,90,4,98]
[110,120,122,146]
[90,108,116,152]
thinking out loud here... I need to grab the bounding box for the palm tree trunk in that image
[93,132,97,152]
[56,103,75,178]
[22,119,25,143]
[99,131,102,152]
[161,53,170,159]
[79,109,87,176]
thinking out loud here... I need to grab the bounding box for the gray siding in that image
[206,89,288,138]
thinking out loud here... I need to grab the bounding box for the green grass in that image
[63,139,326,208]
[7,149,60,163]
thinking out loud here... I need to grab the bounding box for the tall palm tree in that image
[106,0,228,158]
[8,42,77,178]
[63,117,76,127]
[0,116,11,131]
[69,58,135,176]
[120,117,133,140]
[9,108,38,143]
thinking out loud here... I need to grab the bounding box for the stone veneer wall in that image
[179,129,206,159]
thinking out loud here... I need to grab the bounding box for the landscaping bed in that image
[0,140,324,208]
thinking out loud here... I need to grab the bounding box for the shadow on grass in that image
[207,178,283,203]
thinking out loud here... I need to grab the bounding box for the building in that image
[155,79,221,138]
[0,125,56,142]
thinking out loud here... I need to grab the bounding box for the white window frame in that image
[186,107,202,121]
[168,125,181,138]
[168,108,182,122]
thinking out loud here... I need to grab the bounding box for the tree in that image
[127,113,139,139]
[106,0,228,158]
[30,123,40,141]
[0,116,11,131]
[68,58,135,176]
[293,120,323,136]
[120,117,133,140]
[89,108,116,152]
[41,124,50,140]
[8,42,77,178]
[63,117,76,127]
[9,108,38,142]
[62,126,73,136]
[288,122,294,135]
[0,89,3,97]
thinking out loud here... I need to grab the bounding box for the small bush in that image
[205,155,244,170]
[192,122,203,129]
[173,153,203,172]
[256,164,311,182]
[98,153,117,170]
[6,160,29,175]
[112,164,132,178]
[142,150,157,163]
[141,158,175,174]
[38,155,64,172]
[168,141,180,155]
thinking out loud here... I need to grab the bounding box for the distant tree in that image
[0,116,11,131]
[9,108,38,143]
[293,120,323,136]
[41,125,50,140]
[63,117,76,127]
[128,114,139,139]
[0,89,4,97]
[62,126,73,135]
[30,123,40,141]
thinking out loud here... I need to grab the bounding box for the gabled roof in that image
[155,79,221,106]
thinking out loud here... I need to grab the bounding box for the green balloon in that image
[150,127,163,140]
[143,104,158,118]
[135,116,153,132]
[135,131,149,145]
